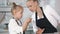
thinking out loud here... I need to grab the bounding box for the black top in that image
[35,7,57,33]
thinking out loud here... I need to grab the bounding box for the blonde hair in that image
[27,0,39,4]
[28,0,38,2]
[11,2,23,15]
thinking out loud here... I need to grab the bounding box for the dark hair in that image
[11,2,23,15]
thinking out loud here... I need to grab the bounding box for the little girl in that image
[8,3,31,34]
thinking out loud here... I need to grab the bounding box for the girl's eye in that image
[29,6,32,7]
[28,5,32,8]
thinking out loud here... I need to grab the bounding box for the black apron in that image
[35,7,57,33]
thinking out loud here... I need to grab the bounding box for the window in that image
[0,0,8,6]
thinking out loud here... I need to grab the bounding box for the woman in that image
[26,0,60,34]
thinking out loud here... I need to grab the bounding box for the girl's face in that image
[14,7,23,20]
[16,9,23,19]
[26,1,38,12]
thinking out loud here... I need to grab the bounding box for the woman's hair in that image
[11,2,23,15]
[27,0,39,4]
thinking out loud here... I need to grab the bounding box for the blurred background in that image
[0,0,60,34]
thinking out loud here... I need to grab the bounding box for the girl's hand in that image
[25,18,32,23]
[36,28,45,34]
[22,18,32,31]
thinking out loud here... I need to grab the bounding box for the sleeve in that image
[32,20,38,33]
[8,19,17,34]
[31,14,38,33]
[48,5,60,24]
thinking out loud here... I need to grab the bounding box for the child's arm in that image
[22,18,32,31]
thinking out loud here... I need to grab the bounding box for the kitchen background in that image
[0,0,60,34]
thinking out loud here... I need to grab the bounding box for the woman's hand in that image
[36,28,45,34]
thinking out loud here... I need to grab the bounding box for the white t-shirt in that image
[31,5,60,33]
[8,19,23,34]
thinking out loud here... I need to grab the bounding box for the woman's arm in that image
[36,28,45,34]
[22,18,32,31]
[50,7,60,24]
[47,5,60,24]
